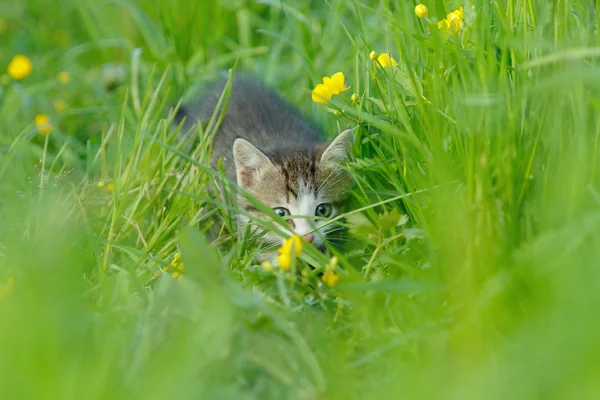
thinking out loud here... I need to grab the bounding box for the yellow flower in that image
[57,71,71,84]
[321,269,339,287]
[107,183,115,191]
[323,72,349,95]
[8,54,32,80]
[369,51,378,60]
[277,235,303,270]
[415,4,428,18]
[54,100,67,112]
[156,253,184,279]
[171,253,184,274]
[437,6,464,36]
[312,83,332,104]
[97,181,105,188]
[377,53,398,68]
[447,7,464,33]
[35,114,52,135]
[311,72,349,104]
[261,261,274,272]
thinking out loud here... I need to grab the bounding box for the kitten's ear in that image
[233,138,273,187]
[320,129,354,165]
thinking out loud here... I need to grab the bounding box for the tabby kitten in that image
[176,75,354,252]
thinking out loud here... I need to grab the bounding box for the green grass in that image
[1,0,600,398]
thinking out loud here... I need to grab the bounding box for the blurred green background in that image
[1,0,600,399]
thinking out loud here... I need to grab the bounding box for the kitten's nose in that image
[303,233,315,244]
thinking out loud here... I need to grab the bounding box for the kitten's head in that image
[233,129,354,251]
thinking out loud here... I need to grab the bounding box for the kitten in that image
[175,75,354,253]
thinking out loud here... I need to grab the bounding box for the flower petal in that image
[445,7,463,35]
[377,53,398,68]
[322,72,349,95]
[7,55,33,80]
[277,252,291,270]
[288,235,303,256]
[329,72,349,94]
[35,114,53,135]
[312,83,333,104]
[321,270,339,287]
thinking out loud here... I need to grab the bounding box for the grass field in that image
[2,0,600,398]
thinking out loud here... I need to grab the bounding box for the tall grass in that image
[1,0,600,398]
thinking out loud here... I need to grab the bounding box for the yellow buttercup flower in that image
[97,181,105,188]
[261,261,274,272]
[312,83,333,104]
[171,253,183,278]
[449,7,464,21]
[57,71,71,84]
[277,235,303,270]
[155,253,184,279]
[35,114,52,135]
[414,4,428,18]
[377,53,398,68]
[107,183,115,191]
[8,54,32,80]
[437,6,464,36]
[323,72,349,95]
[311,72,349,104]
[321,269,339,287]
[321,256,340,287]
[447,7,463,33]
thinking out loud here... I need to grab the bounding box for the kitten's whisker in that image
[318,178,346,197]
[261,243,283,251]
[324,227,346,234]
[317,170,336,192]
[317,169,346,195]
[325,237,347,243]
[325,235,349,241]
[318,172,344,193]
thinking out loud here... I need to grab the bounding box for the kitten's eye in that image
[315,203,333,218]
[273,207,290,218]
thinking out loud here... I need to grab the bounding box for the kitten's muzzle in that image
[303,233,315,244]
